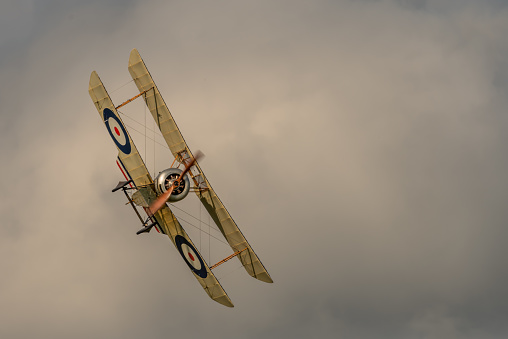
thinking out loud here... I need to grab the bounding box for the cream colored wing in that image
[136,187,234,307]
[89,71,152,187]
[128,49,273,283]
[127,50,186,156]
[89,72,233,307]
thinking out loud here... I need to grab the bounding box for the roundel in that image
[175,235,207,278]
[103,108,131,154]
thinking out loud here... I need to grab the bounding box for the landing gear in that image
[136,221,157,235]
[112,180,160,235]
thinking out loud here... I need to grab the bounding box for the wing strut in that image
[115,87,153,110]
[210,248,248,270]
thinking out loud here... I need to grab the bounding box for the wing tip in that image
[89,70,102,90]
[129,48,142,65]
[216,297,234,308]
[258,273,274,284]
[89,70,97,83]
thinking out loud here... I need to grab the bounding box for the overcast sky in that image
[2,0,508,338]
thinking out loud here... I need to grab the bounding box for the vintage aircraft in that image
[88,49,272,307]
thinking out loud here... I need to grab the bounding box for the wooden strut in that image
[115,88,153,110]
[170,157,179,169]
[209,248,248,270]
[177,150,208,193]
[121,188,145,225]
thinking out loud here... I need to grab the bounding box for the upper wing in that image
[88,72,234,307]
[89,71,152,187]
[127,51,186,156]
[128,49,273,283]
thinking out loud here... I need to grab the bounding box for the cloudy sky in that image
[2,0,508,338]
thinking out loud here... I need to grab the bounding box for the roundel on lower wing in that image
[175,235,208,278]
[103,108,131,154]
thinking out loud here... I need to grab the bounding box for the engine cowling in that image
[154,168,191,202]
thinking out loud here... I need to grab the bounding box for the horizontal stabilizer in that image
[136,222,157,235]
[112,180,133,192]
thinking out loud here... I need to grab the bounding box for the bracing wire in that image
[217,263,245,282]
[116,110,167,145]
[169,203,225,240]
[171,212,229,246]
[168,202,223,238]
[123,124,170,150]
[110,79,134,94]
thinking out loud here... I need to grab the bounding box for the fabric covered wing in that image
[127,49,186,157]
[196,176,273,283]
[88,71,152,188]
[135,187,234,307]
[127,49,273,283]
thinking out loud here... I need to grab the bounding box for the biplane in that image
[88,49,272,307]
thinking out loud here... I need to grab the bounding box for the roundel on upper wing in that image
[103,108,131,154]
[175,235,207,278]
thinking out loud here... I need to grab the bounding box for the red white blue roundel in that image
[103,108,131,154]
[175,235,207,278]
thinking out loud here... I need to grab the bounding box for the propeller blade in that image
[180,150,203,177]
[147,150,204,216]
[147,185,175,216]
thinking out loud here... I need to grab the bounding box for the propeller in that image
[147,150,204,216]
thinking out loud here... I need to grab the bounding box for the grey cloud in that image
[2,1,508,338]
